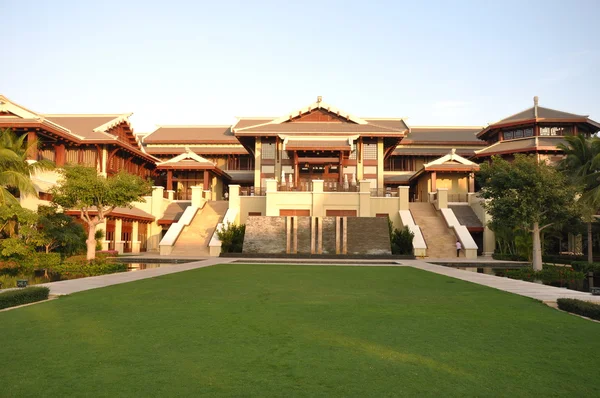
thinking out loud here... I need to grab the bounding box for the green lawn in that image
[1,264,599,397]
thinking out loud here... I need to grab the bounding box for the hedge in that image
[492,253,528,261]
[570,261,600,274]
[50,258,127,278]
[0,286,50,310]
[557,298,600,321]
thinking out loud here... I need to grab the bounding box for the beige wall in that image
[370,198,401,229]
[232,182,405,229]
[436,174,468,195]
[415,174,431,202]
[239,196,267,224]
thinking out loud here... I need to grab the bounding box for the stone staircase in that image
[409,202,458,258]
[171,201,229,256]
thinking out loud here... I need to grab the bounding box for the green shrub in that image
[557,298,600,321]
[21,252,62,271]
[542,254,586,265]
[50,256,127,278]
[0,286,50,310]
[390,226,414,255]
[492,253,528,261]
[217,223,245,253]
[501,265,585,286]
[570,261,600,274]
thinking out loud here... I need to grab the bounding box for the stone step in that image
[410,202,457,259]
[171,201,228,256]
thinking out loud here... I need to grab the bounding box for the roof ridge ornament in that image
[534,96,539,118]
[317,95,322,103]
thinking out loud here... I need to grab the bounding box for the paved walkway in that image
[30,256,600,304]
[39,257,236,296]
[407,260,600,304]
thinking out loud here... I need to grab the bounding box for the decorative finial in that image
[317,96,322,103]
[534,96,539,106]
[534,96,539,118]
[451,148,456,155]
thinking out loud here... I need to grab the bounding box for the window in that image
[524,128,533,137]
[503,131,514,140]
[540,126,572,136]
[261,141,275,159]
[363,143,377,160]
[514,129,523,138]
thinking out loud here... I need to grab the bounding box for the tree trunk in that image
[532,222,543,271]
[86,222,97,261]
[588,221,593,264]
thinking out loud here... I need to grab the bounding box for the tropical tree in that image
[558,134,600,263]
[37,205,86,255]
[0,128,54,205]
[50,165,152,260]
[478,154,578,270]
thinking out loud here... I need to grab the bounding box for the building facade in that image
[2,94,598,256]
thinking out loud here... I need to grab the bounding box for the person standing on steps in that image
[456,240,462,257]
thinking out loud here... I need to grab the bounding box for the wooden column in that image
[26,131,38,160]
[55,143,66,167]
[338,152,343,184]
[468,172,475,193]
[431,171,437,192]
[166,170,173,191]
[203,170,210,190]
[294,152,299,188]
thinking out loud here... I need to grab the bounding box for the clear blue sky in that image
[2,0,599,132]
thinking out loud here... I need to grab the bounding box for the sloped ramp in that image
[448,205,483,229]
[171,201,229,256]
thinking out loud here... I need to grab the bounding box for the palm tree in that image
[558,134,600,263]
[0,128,54,205]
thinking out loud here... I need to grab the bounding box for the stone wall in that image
[347,217,391,255]
[242,216,287,254]
[242,216,391,256]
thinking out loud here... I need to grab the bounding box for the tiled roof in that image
[235,122,405,135]
[233,118,274,130]
[144,126,237,143]
[383,173,414,183]
[145,146,248,155]
[474,136,566,157]
[364,119,410,131]
[226,171,254,183]
[284,137,353,151]
[65,206,154,222]
[404,127,485,143]
[43,115,120,140]
[493,106,587,125]
[393,147,477,156]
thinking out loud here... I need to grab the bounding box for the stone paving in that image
[28,255,600,304]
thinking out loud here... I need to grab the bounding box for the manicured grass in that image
[1,264,599,397]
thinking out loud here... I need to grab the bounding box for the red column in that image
[167,170,173,191]
[55,143,65,167]
[203,170,210,190]
[27,131,38,160]
[431,171,437,192]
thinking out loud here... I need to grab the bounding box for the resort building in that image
[1,94,598,258]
